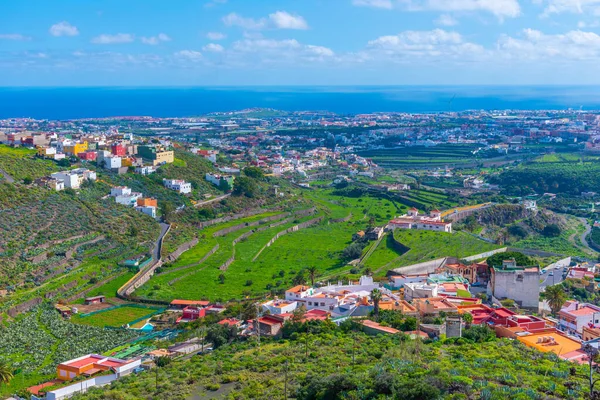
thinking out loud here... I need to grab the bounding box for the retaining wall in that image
[252,216,324,261]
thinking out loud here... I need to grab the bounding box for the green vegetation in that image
[486,252,534,268]
[365,230,500,273]
[72,305,163,328]
[0,305,138,397]
[0,145,60,182]
[358,144,488,168]
[493,160,600,196]
[77,325,588,400]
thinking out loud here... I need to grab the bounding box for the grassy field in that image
[84,271,136,299]
[0,145,60,181]
[73,305,162,328]
[364,230,500,273]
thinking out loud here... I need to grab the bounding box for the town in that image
[2,109,600,399]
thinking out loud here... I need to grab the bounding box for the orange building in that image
[516,329,582,357]
[56,354,134,381]
[137,198,158,208]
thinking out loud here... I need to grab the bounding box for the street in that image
[540,266,568,289]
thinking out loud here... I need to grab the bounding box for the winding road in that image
[577,217,597,257]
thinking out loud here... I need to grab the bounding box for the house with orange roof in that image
[361,319,401,336]
[558,301,600,336]
[516,329,583,360]
[379,299,419,316]
[56,354,140,381]
[387,208,452,233]
[413,297,458,316]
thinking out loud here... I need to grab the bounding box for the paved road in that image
[153,223,170,261]
[540,266,568,289]
[0,167,15,183]
[578,218,597,256]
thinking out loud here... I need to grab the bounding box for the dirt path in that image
[0,167,15,183]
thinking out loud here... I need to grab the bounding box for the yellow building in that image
[63,142,88,156]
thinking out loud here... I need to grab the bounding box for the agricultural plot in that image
[139,214,324,302]
[72,304,164,328]
[0,306,138,397]
[365,230,500,273]
[358,144,483,168]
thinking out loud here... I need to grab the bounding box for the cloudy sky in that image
[2,0,600,86]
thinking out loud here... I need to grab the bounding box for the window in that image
[320,302,325,306]
[516,274,524,282]
[308,302,312,306]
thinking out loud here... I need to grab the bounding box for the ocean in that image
[1,86,600,120]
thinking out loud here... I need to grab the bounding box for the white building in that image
[51,169,96,190]
[404,283,439,301]
[163,179,192,194]
[135,165,157,175]
[261,299,298,314]
[115,193,142,206]
[135,205,157,218]
[110,186,131,197]
[487,259,540,309]
[558,301,600,336]
[388,208,452,233]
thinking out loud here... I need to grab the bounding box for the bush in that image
[542,224,562,238]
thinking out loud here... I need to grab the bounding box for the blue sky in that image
[2,0,600,86]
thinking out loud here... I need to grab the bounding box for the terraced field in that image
[363,230,500,274]
[358,144,483,168]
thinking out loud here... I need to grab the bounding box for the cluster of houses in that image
[37,168,97,191]
[110,186,158,219]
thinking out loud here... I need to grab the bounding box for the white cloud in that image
[141,33,171,45]
[0,33,31,41]
[230,38,335,64]
[91,33,135,44]
[203,43,224,52]
[269,11,309,30]
[352,0,394,9]
[49,21,79,37]
[536,0,600,16]
[435,14,459,26]
[367,29,486,60]
[356,0,520,18]
[175,50,203,61]
[496,28,600,60]
[207,31,226,40]
[223,11,309,30]
[223,13,266,30]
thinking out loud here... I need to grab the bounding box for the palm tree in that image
[306,266,318,287]
[371,288,383,321]
[0,362,13,387]
[545,284,567,316]
[364,267,373,277]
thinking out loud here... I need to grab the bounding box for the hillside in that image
[74,327,588,400]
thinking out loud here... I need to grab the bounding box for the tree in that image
[508,225,528,239]
[306,266,318,287]
[462,312,473,328]
[243,166,264,180]
[543,224,562,238]
[233,176,258,198]
[0,362,13,387]
[486,251,533,268]
[160,201,175,222]
[371,288,383,320]
[218,273,226,284]
[545,284,567,316]
[155,356,171,368]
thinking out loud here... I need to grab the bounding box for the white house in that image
[558,301,600,336]
[135,165,157,175]
[51,169,96,190]
[115,192,142,206]
[261,299,298,314]
[404,283,439,301]
[163,179,192,194]
[388,208,452,233]
[110,186,131,197]
[135,205,157,218]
